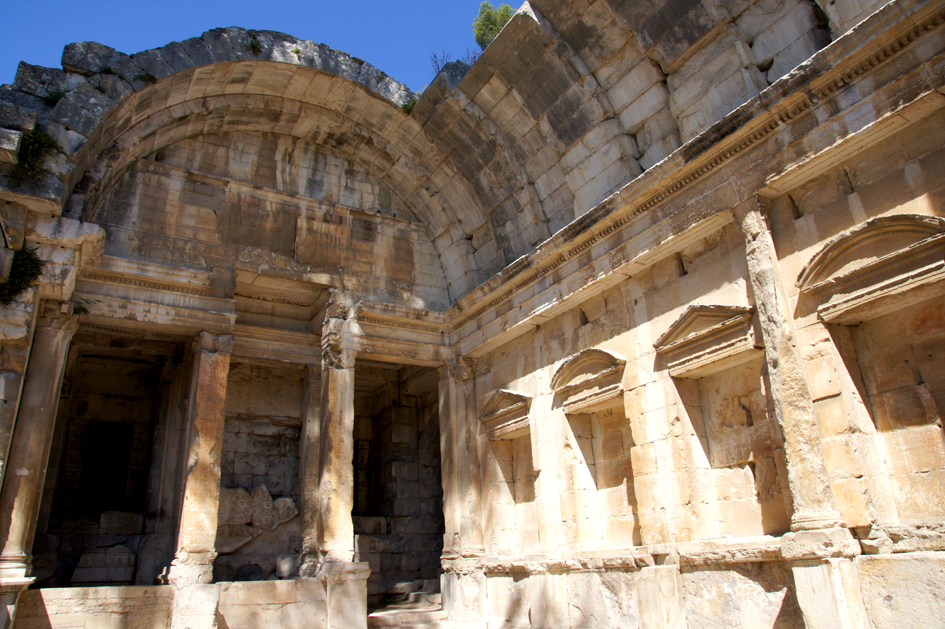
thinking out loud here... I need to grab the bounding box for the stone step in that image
[406,591,441,604]
[368,602,448,628]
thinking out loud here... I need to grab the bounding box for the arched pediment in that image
[655,305,761,378]
[796,214,945,295]
[796,214,945,324]
[552,348,626,413]
[479,389,532,440]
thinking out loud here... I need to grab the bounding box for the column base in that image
[0,577,34,629]
[316,562,370,629]
[791,510,845,531]
[167,551,216,586]
[782,526,861,560]
[0,553,30,581]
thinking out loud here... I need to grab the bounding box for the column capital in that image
[441,356,476,382]
[35,302,78,335]
[194,331,234,355]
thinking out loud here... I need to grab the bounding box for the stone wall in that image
[16,586,173,629]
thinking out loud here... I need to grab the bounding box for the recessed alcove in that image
[656,306,790,538]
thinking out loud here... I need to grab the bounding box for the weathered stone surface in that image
[0,129,21,164]
[0,101,37,132]
[49,81,117,137]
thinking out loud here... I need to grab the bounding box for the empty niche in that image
[215,361,304,582]
[551,349,640,548]
[797,214,945,522]
[479,390,539,555]
[656,306,790,538]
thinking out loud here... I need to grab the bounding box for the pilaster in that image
[168,331,233,586]
[0,302,77,629]
[438,356,483,557]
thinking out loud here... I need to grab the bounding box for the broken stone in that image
[61,41,121,76]
[49,82,117,137]
[215,524,263,554]
[12,62,84,100]
[0,102,37,132]
[0,130,21,165]
[219,487,254,526]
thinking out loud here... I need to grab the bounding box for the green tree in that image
[473,1,515,51]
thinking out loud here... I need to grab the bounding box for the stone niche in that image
[797,214,945,523]
[479,389,539,556]
[656,306,790,538]
[216,361,305,582]
[552,349,640,549]
[351,364,443,603]
[33,349,172,588]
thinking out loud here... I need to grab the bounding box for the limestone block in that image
[12,62,85,99]
[856,553,945,628]
[62,41,120,75]
[72,546,136,583]
[668,35,757,116]
[781,527,861,560]
[41,120,86,155]
[750,1,821,62]
[50,82,116,137]
[0,129,21,165]
[792,558,869,629]
[608,59,665,112]
[736,0,802,41]
[618,83,670,134]
[0,101,37,132]
[529,573,570,628]
[636,565,685,629]
[817,0,888,37]
[640,132,681,170]
[681,563,794,628]
[89,73,134,102]
[674,67,768,142]
[768,27,831,82]
[635,0,733,73]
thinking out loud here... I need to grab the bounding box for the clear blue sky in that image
[1,0,487,92]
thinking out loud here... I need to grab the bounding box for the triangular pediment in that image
[796,214,945,295]
[479,389,531,421]
[479,389,532,440]
[655,305,754,351]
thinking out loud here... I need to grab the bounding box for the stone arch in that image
[795,214,945,295]
[63,60,490,301]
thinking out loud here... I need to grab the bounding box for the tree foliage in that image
[473,1,514,51]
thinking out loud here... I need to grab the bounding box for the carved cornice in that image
[443,4,945,338]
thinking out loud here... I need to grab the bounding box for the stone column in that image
[740,203,866,627]
[315,320,356,563]
[438,356,483,557]
[0,303,76,628]
[738,205,844,531]
[439,357,486,627]
[168,331,233,586]
[298,364,322,573]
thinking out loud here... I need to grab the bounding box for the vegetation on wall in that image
[5,128,58,188]
[0,247,44,305]
[473,1,514,50]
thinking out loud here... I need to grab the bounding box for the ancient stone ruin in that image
[0,0,943,627]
